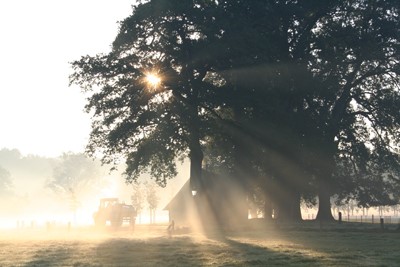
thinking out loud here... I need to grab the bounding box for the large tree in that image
[304,0,400,220]
[206,0,400,221]
[70,0,222,193]
[71,0,400,222]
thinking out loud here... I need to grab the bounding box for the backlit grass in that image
[0,223,399,266]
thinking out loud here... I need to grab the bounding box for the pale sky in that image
[0,0,135,157]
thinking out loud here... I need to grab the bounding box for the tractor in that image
[93,198,136,228]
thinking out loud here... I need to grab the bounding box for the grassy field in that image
[1,223,399,266]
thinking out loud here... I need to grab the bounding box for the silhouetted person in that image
[167,219,175,237]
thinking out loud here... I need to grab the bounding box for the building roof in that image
[163,170,230,211]
[163,178,191,211]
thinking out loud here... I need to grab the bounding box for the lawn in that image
[1,223,399,266]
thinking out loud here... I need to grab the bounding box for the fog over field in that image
[0,148,188,229]
[1,0,400,266]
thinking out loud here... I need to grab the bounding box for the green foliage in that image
[71,0,400,217]
[70,0,222,186]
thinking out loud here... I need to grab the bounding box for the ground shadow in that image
[205,231,322,266]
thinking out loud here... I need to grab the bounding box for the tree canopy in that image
[71,0,400,221]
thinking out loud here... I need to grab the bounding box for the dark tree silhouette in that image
[206,0,400,221]
[71,0,400,222]
[70,1,222,192]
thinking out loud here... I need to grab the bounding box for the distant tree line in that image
[0,148,163,224]
[70,0,400,221]
[0,164,12,196]
[131,181,160,224]
[0,148,106,220]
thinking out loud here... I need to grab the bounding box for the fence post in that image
[372,214,374,224]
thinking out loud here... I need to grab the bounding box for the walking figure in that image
[167,219,175,237]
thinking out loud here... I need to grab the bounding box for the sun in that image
[145,73,161,88]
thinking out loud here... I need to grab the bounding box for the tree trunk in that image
[275,190,302,222]
[290,192,302,221]
[232,105,252,223]
[314,136,336,222]
[189,146,203,192]
[265,175,302,222]
[316,186,334,221]
[264,196,273,220]
[187,103,204,193]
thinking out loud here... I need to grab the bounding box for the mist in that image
[0,148,188,230]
